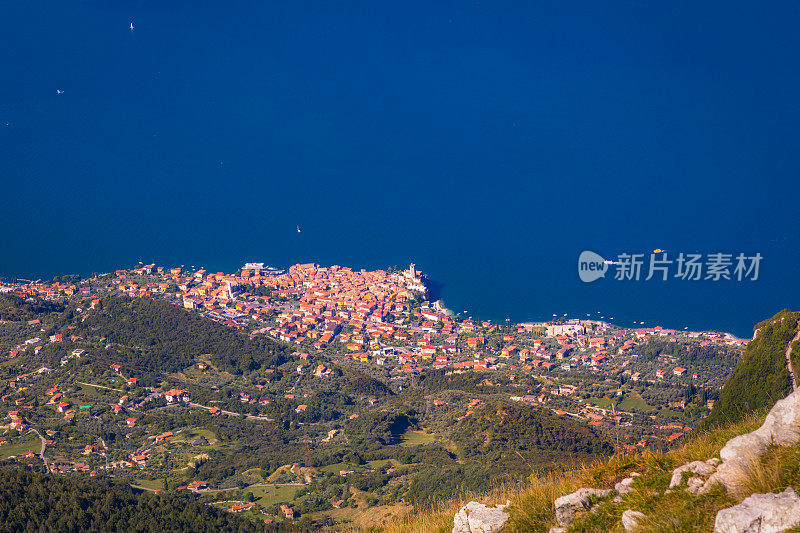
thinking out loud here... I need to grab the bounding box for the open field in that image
[366,459,397,469]
[246,484,301,506]
[399,430,435,447]
[133,478,165,491]
[0,435,40,460]
[176,428,219,445]
[586,392,655,413]
[618,392,655,412]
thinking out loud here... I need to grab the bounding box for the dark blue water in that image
[2,1,799,337]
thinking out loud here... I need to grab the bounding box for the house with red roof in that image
[164,389,190,403]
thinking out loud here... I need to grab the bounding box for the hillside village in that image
[0,263,748,528]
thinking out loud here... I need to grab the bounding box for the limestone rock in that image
[713,487,800,533]
[452,501,510,533]
[719,433,767,466]
[755,388,800,446]
[615,477,636,495]
[453,508,471,533]
[554,488,611,526]
[704,388,800,494]
[621,509,647,532]
[669,460,717,488]
[686,476,704,494]
[548,528,567,533]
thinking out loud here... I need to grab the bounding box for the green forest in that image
[0,295,63,322]
[702,310,799,429]
[67,297,289,374]
[0,466,261,533]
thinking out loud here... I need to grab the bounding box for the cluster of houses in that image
[2,264,747,387]
[0,262,749,468]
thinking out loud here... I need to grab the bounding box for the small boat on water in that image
[130,22,134,31]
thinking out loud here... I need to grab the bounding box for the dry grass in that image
[505,465,604,532]
[356,411,776,532]
[733,442,800,497]
[359,483,520,533]
[672,411,766,465]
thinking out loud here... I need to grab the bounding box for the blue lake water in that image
[2,1,799,337]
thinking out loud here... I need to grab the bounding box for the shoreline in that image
[1,262,757,340]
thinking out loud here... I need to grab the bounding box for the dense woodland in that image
[418,369,515,393]
[68,297,290,374]
[0,295,63,322]
[636,338,740,368]
[0,467,261,533]
[702,310,799,429]
[452,402,612,457]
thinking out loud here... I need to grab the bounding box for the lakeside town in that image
[2,261,746,430]
[0,261,747,525]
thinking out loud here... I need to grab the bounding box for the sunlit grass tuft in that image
[360,411,781,532]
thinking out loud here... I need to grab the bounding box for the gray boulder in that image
[669,460,717,488]
[621,509,647,532]
[755,387,800,446]
[702,388,800,494]
[686,476,705,494]
[713,487,800,533]
[452,501,510,533]
[554,488,611,526]
[615,477,636,494]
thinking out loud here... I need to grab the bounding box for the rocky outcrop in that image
[554,488,611,526]
[621,509,647,532]
[701,388,800,494]
[615,476,636,495]
[685,476,705,494]
[713,487,800,533]
[669,459,718,489]
[452,501,510,533]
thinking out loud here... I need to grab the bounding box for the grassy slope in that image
[367,412,782,533]
[371,310,800,533]
[0,435,41,460]
[702,310,798,429]
[399,430,436,447]
[586,392,654,413]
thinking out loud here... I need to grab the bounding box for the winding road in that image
[31,429,48,470]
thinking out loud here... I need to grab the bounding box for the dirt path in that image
[189,402,241,417]
[31,429,48,469]
[785,329,800,390]
[189,402,275,421]
[76,381,124,393]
